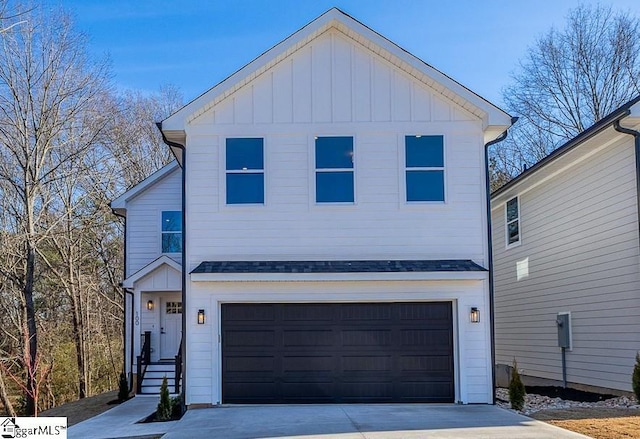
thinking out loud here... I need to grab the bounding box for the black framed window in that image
[506,196,520,246]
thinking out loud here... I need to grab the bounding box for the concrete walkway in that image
[161,404,590,439]
[68,395,177,439]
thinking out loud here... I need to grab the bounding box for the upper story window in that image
[315,136,354,203]
[506,196,520,247]
[226,138,264,204]
[162,211,182,253]
[405,135,445,202]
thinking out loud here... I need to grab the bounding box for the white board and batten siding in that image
[181,27,494,405]
[126,168,182,275]
[492,130,640,392]
[185,28,488,267]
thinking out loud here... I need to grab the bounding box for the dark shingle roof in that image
[191,260,486,274]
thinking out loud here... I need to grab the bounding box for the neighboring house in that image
[491,96,640,394]
[114,8,512,406]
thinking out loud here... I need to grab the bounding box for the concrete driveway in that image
[161,404,590,439]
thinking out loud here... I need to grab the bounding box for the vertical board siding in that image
[185,29,483,266]
[126,168,182,275]
[492,137,640,392]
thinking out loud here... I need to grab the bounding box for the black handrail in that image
[174,337,183,394]
[136,331,151,394]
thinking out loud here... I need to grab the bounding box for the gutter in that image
[613,119,640,250]
[492,97,640,199]
[157,122,187,409]
[484,116,518,404]
[111,208,135,394]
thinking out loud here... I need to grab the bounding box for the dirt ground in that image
[39,390,120,426]
[531,407,640,439]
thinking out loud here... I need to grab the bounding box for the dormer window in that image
[161,211,182,253]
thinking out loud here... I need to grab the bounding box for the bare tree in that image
[0,5,110,414]
[492,4,640,182]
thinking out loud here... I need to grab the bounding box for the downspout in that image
[157,122,187,409]
[613,119,640,248]
[111,209,135,393]
[484,116,518,405]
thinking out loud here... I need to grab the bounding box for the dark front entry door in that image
[221,302,454,403]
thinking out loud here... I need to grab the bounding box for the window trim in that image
[160,210,182,254]
[223,137,266,206]
[313,135,356,205]
[403,134,446,204]
[505,196,521,248]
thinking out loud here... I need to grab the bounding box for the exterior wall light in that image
[146,300,154,311]
[470,307,480,323]
[197,309,205,325]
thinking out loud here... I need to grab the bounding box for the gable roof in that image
[161,7,511,148]
[491,95,640,200]
[110,160,180,216]
[122,255,181,289]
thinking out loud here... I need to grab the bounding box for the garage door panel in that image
[222,302,454,403]
[399,355,453,373]
[283,329,333,347]
[224,330,275,347]
[282,356,334,372]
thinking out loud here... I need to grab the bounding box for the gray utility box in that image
[556,312,572,349]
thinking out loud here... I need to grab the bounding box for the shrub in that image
[633,352,640,403]
[117,372,129,401]
[171,393,183,418]
[509,358,526,411]
[156,377,172,421]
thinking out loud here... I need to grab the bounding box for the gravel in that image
[496,388,640,416]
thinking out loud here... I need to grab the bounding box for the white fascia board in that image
[123,255,182,289]
[110,161,180,213]
[161,8,511,133]
[190,271,488,282]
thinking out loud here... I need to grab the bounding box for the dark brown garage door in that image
[222,302,454,403]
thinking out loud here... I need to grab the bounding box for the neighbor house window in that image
[226,138,264,204]
[405,135,445,202]
[506,196,520,246]
[161,211,182,253]
[315,136,354,203]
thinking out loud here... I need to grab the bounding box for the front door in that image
[160,300,182,359]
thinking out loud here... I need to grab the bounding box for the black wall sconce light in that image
[146,300,154,311]
[470,307,480,323]
[197,309,205,325]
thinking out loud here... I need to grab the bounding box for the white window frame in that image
[313,135,356,205]
[223,137,265,206]
[160,210,182,254]
[505,196,521,248]
[403,134,446,204]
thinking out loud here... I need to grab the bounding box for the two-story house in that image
[491,97,640,395]
[114,8,512,406]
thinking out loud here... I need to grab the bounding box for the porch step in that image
[139,361,180,395]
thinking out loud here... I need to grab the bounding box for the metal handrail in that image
[136,331,151,394]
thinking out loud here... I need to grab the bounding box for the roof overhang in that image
[110,161,180,216]
[161,8,511,138]
[190,259,487,282]
[122,255,182,289]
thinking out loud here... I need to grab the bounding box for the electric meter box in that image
[556,312,572,349]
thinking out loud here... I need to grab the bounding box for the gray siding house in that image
[491,96,640,394]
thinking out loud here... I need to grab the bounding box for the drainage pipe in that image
[484,116,518,404]
[613,120,640,250]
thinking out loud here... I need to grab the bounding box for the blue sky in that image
[51,0,640,107]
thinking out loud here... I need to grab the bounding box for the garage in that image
[221,302,454,403]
